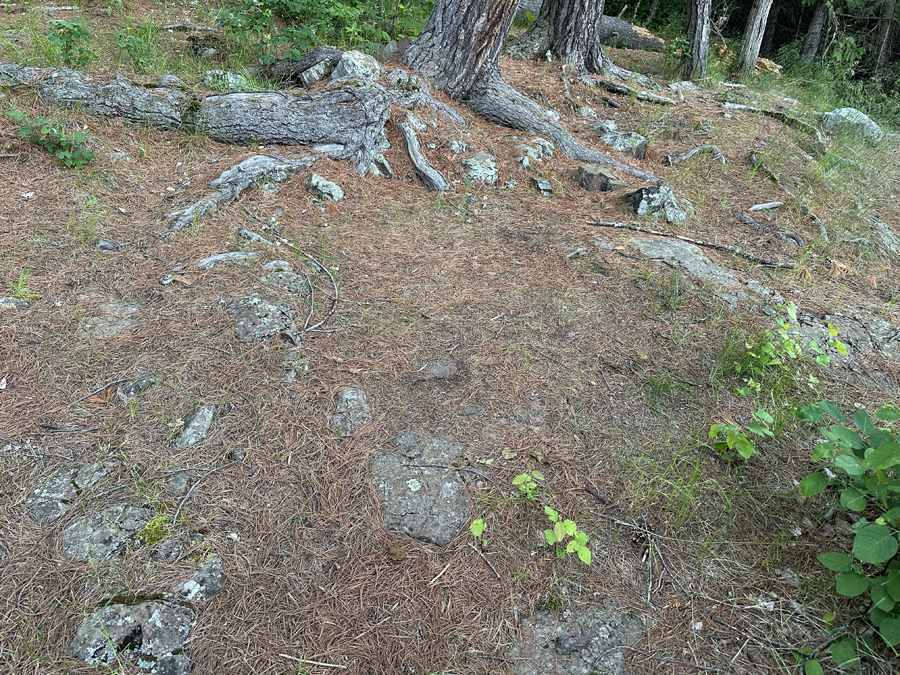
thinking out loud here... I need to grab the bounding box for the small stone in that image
[368,153,393,179]
[226,294,298,342]
[331,388,372,436]
[175,405,217,448]
[533,178,553,197]
[202,69,251,91]
[165,471,191,496]
[330,50,383,83]
[196,251,259,270]
[236,228,273,245]
[446,139,472,155]
[624,183,688,225]
[60,505,150,562]
[577,106,597,118]
[421,358,459,379]
[171,555,224,601]
[156,74,187,88]
[116,377,155,402]
[26,460,120,525]
[572,164,627,192]
[105,152,132,163]
[306,173,344,201]
[0,296,30,309]
[97,239,120,251]
[460,152,498,185]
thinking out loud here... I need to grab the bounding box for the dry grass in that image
[1,6,899,675]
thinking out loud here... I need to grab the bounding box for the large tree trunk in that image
[504,0,607,72]
[679,0,711,81]
[760,1,780,57]
[875,0,896,74]
[801,1,828,66]
[404,0,664,184]
[736,0,774,77]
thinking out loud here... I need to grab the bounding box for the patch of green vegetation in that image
[5,110,95,169]
[47,19,92,67]
[139,515,173,546]
[8,268,40,302]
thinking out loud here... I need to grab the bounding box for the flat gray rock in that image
[868,216,899,254]
[197,251,259,270]
[331,388,372,436]
[460,152,498,185]
[420,358,459,380]
[533,178,553,197]
[26,460,120,525]
[820,107,883,144]
[60,505,150,561]
[0,296,30,308]
[225,294,298,342]
[624,183,688,225]
[508,601,643,675]
[260,270,311,297]
[69,601,194,673]
[330,50,383,83]
[592,120,648,160]
[306,173,345,201]
[369,430,472,547]
[171,555,224,601]
[81,300,142,338]
[175,405,217,448]
[630,238,738,286]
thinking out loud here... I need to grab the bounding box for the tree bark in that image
[404,0,664,184]
[736,0,774,77]
[760,1,780,57]
[644,0,660,27]
[679,0,711,81]
[876,0,897,74]
[801,1,828,66]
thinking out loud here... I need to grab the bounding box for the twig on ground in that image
[65,378,132,407]
[588,221,795,269]
[278,654,347,669]
[584,484,613,505]
[16,565,43,615]
[36,423,101,434]
[173,460,240,522]
[427,559,454,587]
[467,542,502,582]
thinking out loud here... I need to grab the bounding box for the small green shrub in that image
[5,111,95,168]
[797,401,900,667]
[47,19,92,67]
[709,408,774,461]
[115,24,157,71]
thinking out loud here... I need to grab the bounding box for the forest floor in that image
[1,4,900,675]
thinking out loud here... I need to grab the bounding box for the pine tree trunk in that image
[876,0,896,74]
[736,0,774,77]
[760,2,780,57]
[679,0,711,81]
[504,0,607,73]
[801,1,828,66]
[404,0,664,183]
[644,0,660,27]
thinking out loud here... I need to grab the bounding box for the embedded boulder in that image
[60,505,150,562]
[369,430,473,546]
[26,460,120,525]
[225,294,299,343]
[820,107,883,144]
[330,50,384,83]
[624,184,688,225]
[175,404,217,448]
[69,602,194,674]
[591,120,648,160]
[460,152,498,185]
[331,388,372,436]
[572,164,627,192]
[171,555,225,601]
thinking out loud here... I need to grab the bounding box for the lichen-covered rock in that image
[60,505,150,561]
[260,269,312,297]
[460,151,498,185]
[171,555,224,601]
[368,153,393,178]
[624,183,688,225]
[225,294,298,342]
[203,70,252,91]
[630,238,738,286]
[820,107,883,144]
[175,405,217,448]
[369,430,472,546]
[69,601,194,673]
[306,173,345,201]
[0,296,30,309]
[26,460,120,525]
[331,389,372,436]
[330,50,384,83]
[533,178,553,197]
[196,251,259,270]
[211,154,318,202]
[592,120,649,160]
[572,164,627,192]
[508,601,643,675]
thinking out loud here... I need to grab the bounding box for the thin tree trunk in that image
[801,1,828,66]
[679,0,711,81]
[760,1,779,57]
[644,0,660,27]
[876,0,896,74]
[736,0,774,77]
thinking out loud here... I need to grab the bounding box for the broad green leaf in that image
[826,425,866,450]
[574,530,588,545]
[832,339,848,355]
[566,540,578,553]
[577,545,591,565]
[822,611,835,624]
[469,519,485,537]
[879,618,900,647]
[832,454,864,477]
[735,438,755,458]
[544,529,557,545]
[829,638,858,666]
[853,524,899,564]
[835,571,869,597]
[875,405,900,421]
[812,441,836,461]
[870,583,896,612]
[563,520,577,536]
[884,569,900,602]
[747,423,773,437]
[870,605,889,627]
[544,505,559,521]
[861,443,900,471]
[804,659,823,675]
[819,401,847,422]
[854,409,876,439]
[840,488,867,511]
[512,474,527,485]
[885,508,900,526]
[797,404,825,422]
[870,429,895,449]
[755,408,774,424]
[530,470,544,480]
[799,472,828,497]
[818,552,852,572]
[554,521,565,541]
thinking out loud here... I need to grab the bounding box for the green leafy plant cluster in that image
[5,111,95,169]
[470,471,591,565]
[733,304,845,395]
[708,408,774,461]
[797,401,900,667]
[47,19,92,67]
[115,23,157,71]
